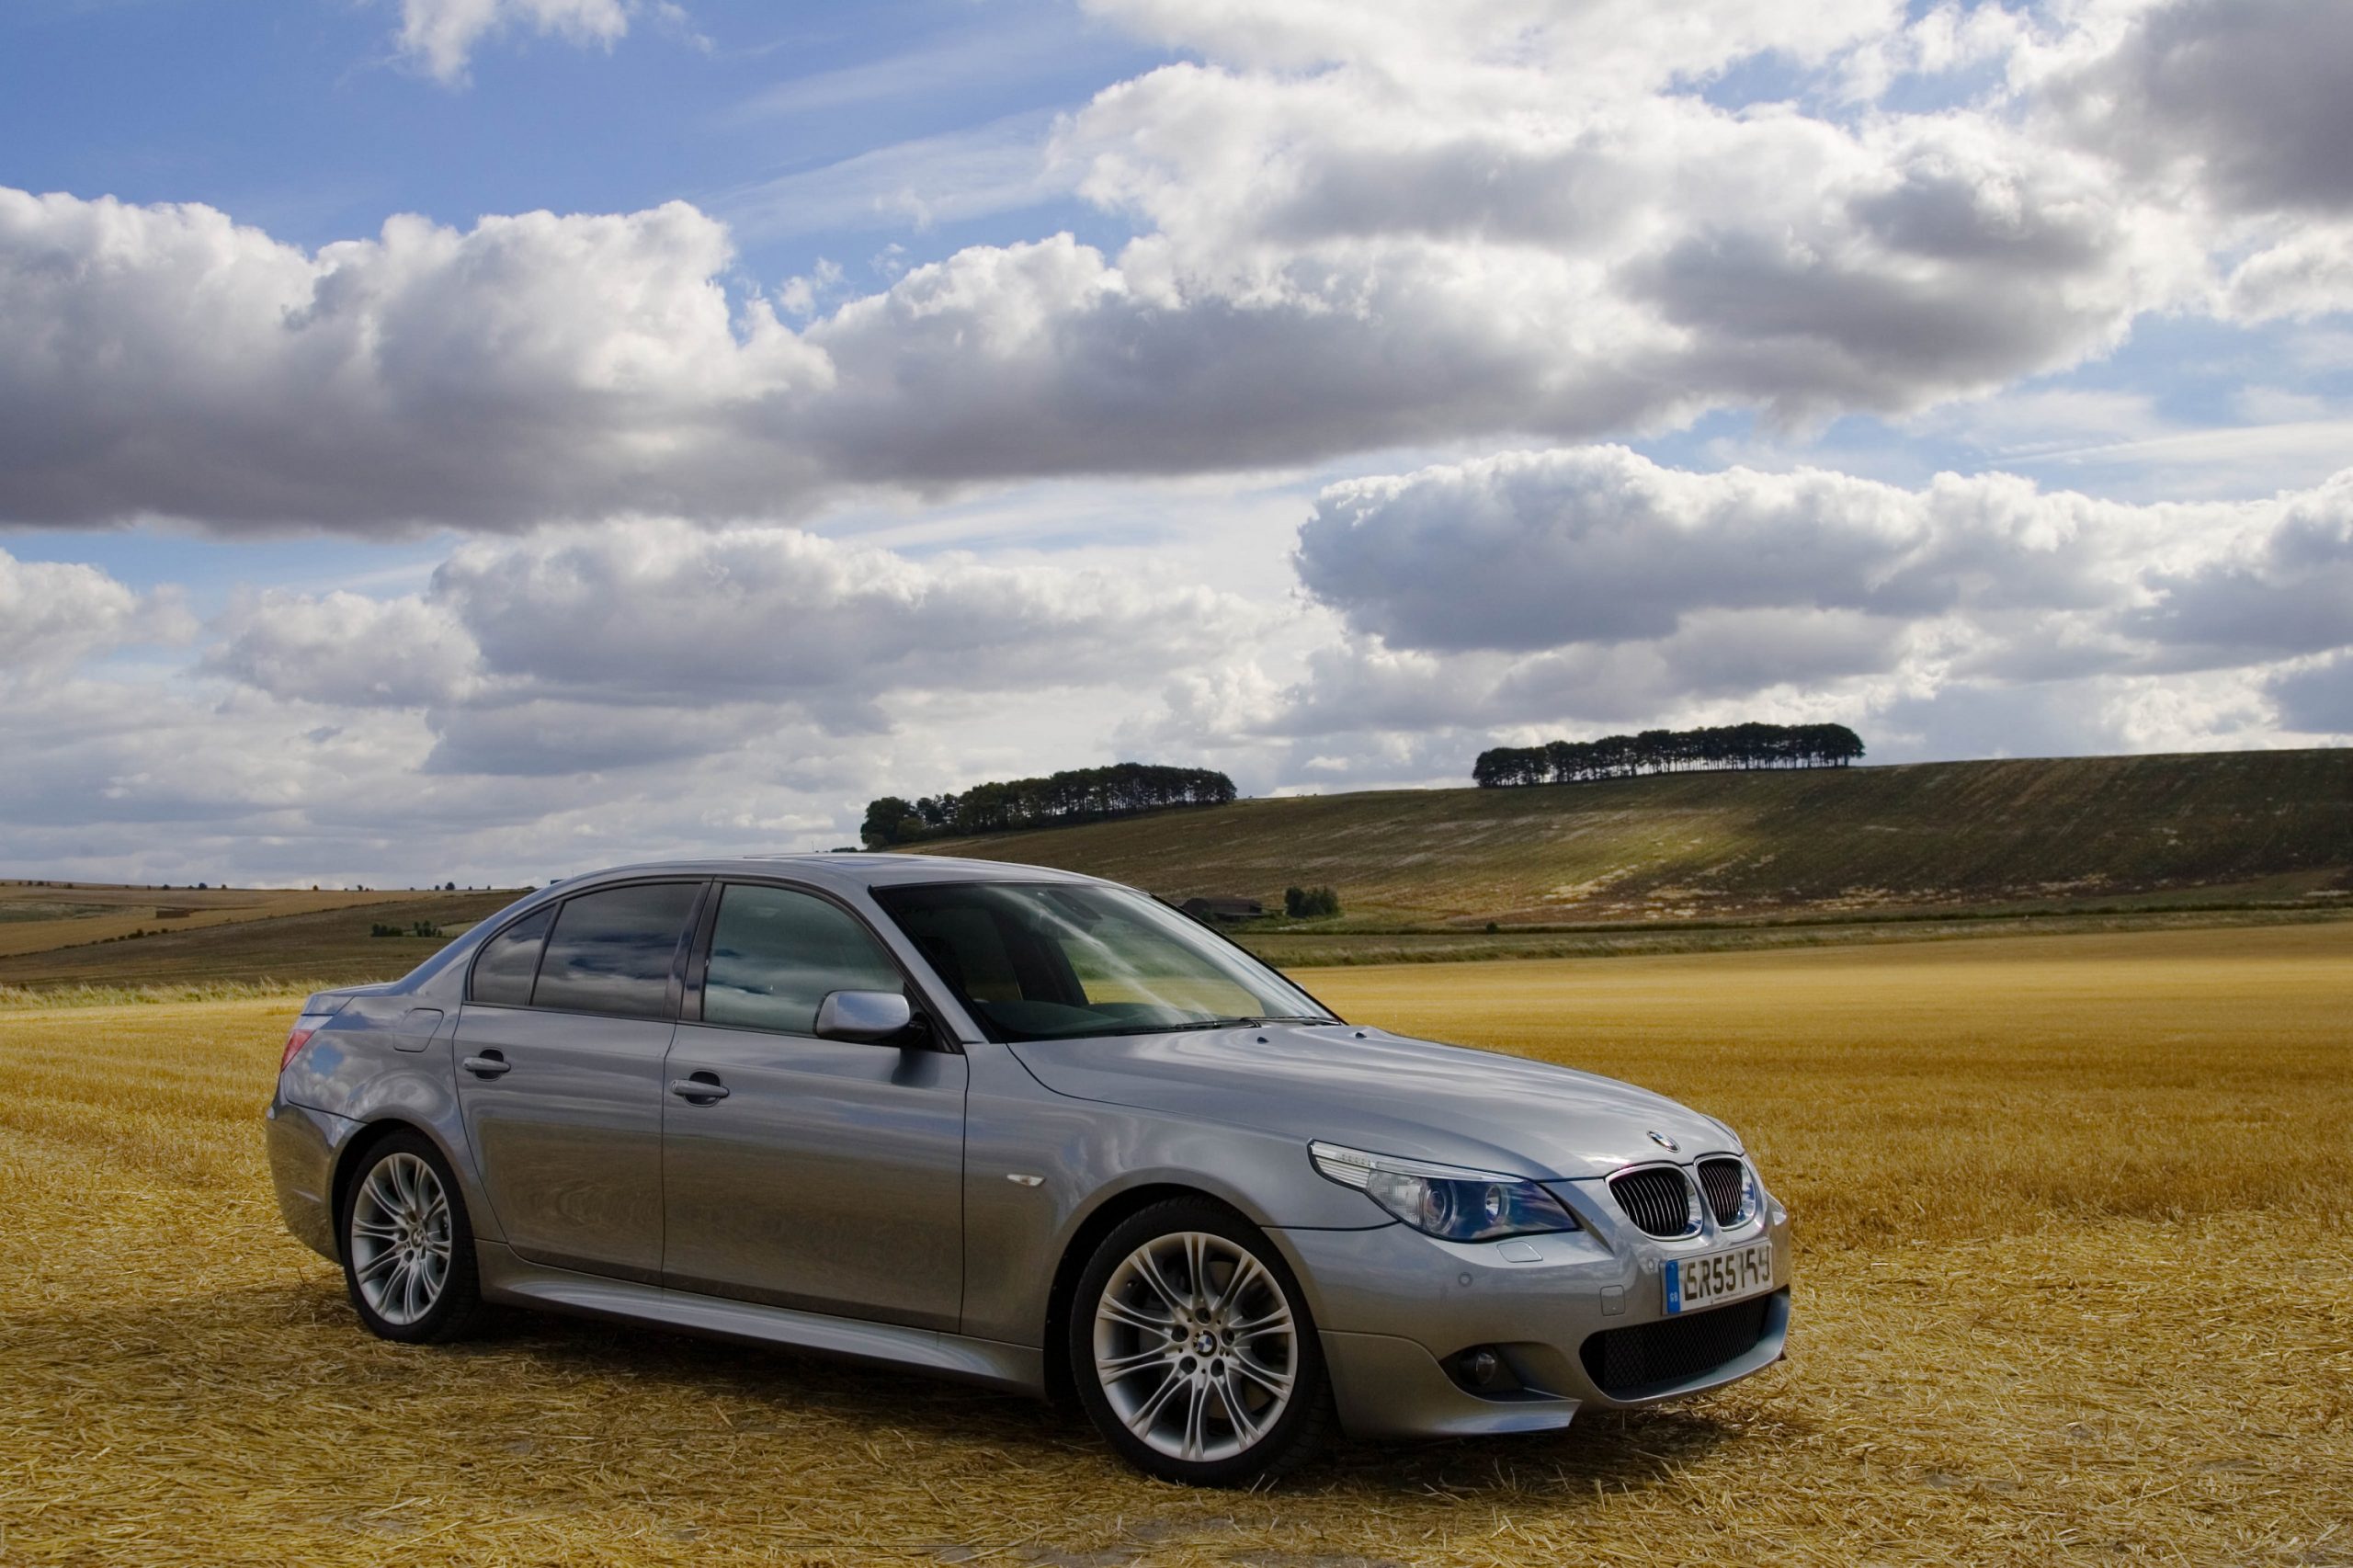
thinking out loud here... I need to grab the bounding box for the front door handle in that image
[669,1073,730,1104]
[462,1051,511,1078]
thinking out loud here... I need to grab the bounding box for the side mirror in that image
[813,989,916,1044]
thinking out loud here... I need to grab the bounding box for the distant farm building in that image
[1178,895,1266,922]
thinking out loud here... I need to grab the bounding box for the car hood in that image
[1006,1023,1733,1181]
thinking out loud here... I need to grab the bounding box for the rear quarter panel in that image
[278,995,505,1247]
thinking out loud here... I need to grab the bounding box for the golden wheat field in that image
[2,923,2348,1566]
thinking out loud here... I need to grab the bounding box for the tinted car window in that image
[889,902,1024,1003]
[470,904,553,1006]
[873,882,1333,1041]
[531,882,701,1019]
[704,883,904,1035]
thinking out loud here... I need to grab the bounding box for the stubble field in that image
[1,922,2347,1565]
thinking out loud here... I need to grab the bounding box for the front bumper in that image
[1276,1188,1793,1439]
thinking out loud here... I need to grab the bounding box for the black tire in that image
[1068,1198,1335,1485]
[337,1130,489,1344]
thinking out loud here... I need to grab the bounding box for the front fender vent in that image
[1608,1165,1699,1238]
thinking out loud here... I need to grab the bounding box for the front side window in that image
[531,881,701,1019]
[702,883,904,1035]
[872,881,1335,1042]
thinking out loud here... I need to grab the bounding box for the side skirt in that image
[475,1241,1046,1397]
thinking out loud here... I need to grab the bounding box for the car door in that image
[661,881,967,1331]
[453,880,705,1284]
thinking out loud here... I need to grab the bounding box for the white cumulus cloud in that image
[2,0,2346,536]
[1250,449,2353,756]
[394,0,633,85]
[207,520,1254,773]
[0,549,188,672]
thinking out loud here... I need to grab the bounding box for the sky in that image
[1,0,2349,887]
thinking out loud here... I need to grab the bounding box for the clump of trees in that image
[1284,885,1341,918]
[863,763,1238,847]
[371,921,445,939]
[1474,722,1865,788]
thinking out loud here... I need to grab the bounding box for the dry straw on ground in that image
[2,921,2348,1565]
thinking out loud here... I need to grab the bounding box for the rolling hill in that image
[0,886,519,992]
[5,749,2346,994]
[908,749,2353,929]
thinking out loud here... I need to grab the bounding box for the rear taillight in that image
[280,1013,333,1073]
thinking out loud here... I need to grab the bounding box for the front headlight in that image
[1735,1162,1765,1227]
[1309,1141,1579,1242]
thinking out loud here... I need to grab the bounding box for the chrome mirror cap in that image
[813,989,915,1043]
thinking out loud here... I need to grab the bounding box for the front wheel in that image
[1069,1199,1334,1485]
[338,1130,487,1343]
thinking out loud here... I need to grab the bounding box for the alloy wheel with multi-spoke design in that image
[1091,1229,1300,1465]
[348,1150,453,1327]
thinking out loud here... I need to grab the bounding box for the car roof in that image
[546,852,1108,894]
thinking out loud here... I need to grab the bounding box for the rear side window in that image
[532,882,701,1019]
[470,905,553,1006]
[704,884,904,1036]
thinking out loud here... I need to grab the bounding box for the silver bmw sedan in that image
[267,855,1790,1484]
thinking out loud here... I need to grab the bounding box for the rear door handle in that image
[462,1052,511,1077]
[669,1074,730,1104]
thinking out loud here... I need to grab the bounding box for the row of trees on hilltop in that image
[1474,722,1865,788]
[863,763,1238,846]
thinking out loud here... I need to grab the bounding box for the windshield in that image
[870,881,1337,1042]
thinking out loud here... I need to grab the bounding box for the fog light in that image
[1447,1345,1520,1394]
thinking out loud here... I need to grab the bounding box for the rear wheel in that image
[1069,1199,1333,1485]
[338,1131,487,1344]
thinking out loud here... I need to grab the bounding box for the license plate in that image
[1664,1240,1774,1314]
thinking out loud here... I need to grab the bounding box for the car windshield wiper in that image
[1030,1014,1343,1040]
[1158,1015,1338,1031]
